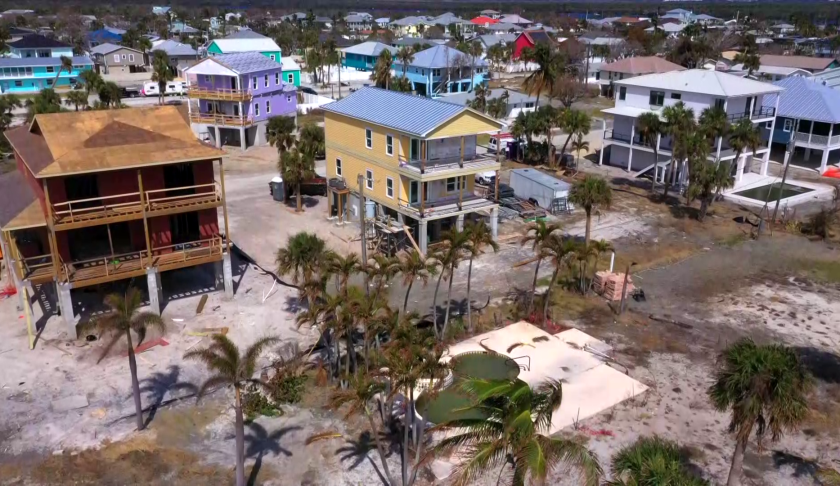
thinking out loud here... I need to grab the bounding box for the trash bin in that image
[270,177,284,202]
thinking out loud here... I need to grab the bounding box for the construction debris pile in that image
[593,272,634,301]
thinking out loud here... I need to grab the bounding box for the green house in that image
[207,39,282,63]
[281,57,301,87]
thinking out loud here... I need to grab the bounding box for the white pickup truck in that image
[474,171,496,186]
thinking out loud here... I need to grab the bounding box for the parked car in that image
[120,86,141,98]
[475,170,496,186]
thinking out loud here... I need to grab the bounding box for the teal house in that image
[206,38,282,63]
[280,57,301,87]
[341,41,396,71]
[0,34,93,93]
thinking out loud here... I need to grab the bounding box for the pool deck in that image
[724,173,837,208]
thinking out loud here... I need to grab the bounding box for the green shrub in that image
[241,384,279,422]
[268,368,308,405]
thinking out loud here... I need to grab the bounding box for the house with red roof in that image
[470,16,499,27]
[512,30,554,60]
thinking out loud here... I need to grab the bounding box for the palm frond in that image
[242,336,281,378]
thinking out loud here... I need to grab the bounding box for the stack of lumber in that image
[593,271,634,301]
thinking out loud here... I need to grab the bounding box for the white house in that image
[599,70,783,187]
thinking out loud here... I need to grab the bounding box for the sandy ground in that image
[2,133,839,485]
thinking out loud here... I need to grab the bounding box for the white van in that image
[488,133,515,153]
[141,81,159,97]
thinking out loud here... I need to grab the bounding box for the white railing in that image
[831,135,840,146]
[810,134,829,146]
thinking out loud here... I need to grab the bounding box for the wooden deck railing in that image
[52,191,142,224]
[145,182,221,208]
[187,87,252,101]
[189,113,255,127]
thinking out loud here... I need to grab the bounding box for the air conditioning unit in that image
[351,205,359,217]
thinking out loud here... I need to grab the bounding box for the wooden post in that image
[138,170,153,266]
[42,180,61,280]
[420,140,426,173]
[458,177,464,209]
[420,181,425,217]
[106,224,114,259]
[357,174,369,294]
[494,169,500,203]
[219,159,231,252]
[22,285,34,350]
[459,136,464,168]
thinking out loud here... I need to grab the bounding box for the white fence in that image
[298,92,335,114]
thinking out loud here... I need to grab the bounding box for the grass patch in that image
[546,287,612,325]
[791,259,840,284]
[297,112,324,126]
[718,232,748,248]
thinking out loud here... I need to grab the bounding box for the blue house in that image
[341,41,396,71]
[8,34,74,59]
[393,45,488,97]
[0,57,94,93]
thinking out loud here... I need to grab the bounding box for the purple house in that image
[185,52,297,150]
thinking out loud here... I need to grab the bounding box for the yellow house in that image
[322,87,506,252]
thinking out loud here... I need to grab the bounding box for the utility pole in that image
[618,262,636,315]
[357,174,369,295]
[772,118,799,224]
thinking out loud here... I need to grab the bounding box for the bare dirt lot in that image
[2,142,839,485]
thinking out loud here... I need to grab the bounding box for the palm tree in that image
[570,133,590,165]
[64,90,89,111]
[370,49,393,89]
[637,112,663,192]
[298,122,324,160]
[432,378,602,486]
[559,109,591,156]
[521,43,559,108]
[150,50,173,105]
[540,234,577,322]
[521,220,562,315]
[281,148,316,212]
[396,46,414,78]
[464,220,499,331]
[391,76,412,92]
[434,227,471,339]
[185,335,280,486]
[661,102,696,201]
[608,436,709,485]
[397,249,439,314]
[79,69,103,99]
[98,81,122,109]
[325,252,361,296]
[468,41,484,91]
[137,37,152,66]
[688,159,734,222]
[275,231,330,285]
[94,287,165,432]
[330,375,398,485]
[699,106,729,159]
[266,115,297,172]
[569,175,612,247]
[734,51,761,76]
[52,55,73,89]
[468,84,488,112]
[708,339,811,486]
[25,88,62,120]
[727,118,761,180]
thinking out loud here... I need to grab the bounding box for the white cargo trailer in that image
[508,168,573,210]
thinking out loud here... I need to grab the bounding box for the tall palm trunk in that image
[584,210,593,247]
[126,331,144,431]
[542,268,558,323]
[365,408,396,485]
[528,258,542,314]
[234,386,246,486]
[432,273,444,339]
[663,157,673,201]
[727,438,747,486]
[403,280,414,314]
[52,66,64,90]
[466,257,474,331]
[651,145,659,193]
[442,270,456,338]
[699,197,710,222]
[296,184,302,212]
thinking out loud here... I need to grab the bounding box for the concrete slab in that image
[51,395,89,413]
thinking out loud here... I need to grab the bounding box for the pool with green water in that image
[733,183,813,202]
[415,352,520,424]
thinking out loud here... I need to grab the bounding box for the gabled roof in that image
[429,13,468,25]
[614,69,784,97]
[763,76,840,124]
[391,16,426,26]
[9,34,70,49]
[487,23,524,32]
[408,45,488,69]
[477,33,518,48]
[600,56,685,75]
[5,106,223,179]
[210,38,281,54]
[225,29,268,39]
[0,56,92,68]
[345,14,371,23]
[499,14,532,24]
[90,43,141,55]
[693,14,720,21]
[341,41,397,57]
[0,171,40,230]
[196,52,282,75]
[759,55,835,72]
[471,16,499,25]
[518,30,553,47]
[281,57,300,71]
[321,87,502,137]
[153,40,197,57]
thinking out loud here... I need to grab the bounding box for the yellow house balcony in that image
[398,152,500,178]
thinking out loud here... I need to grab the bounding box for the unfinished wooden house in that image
[0,106,233,338]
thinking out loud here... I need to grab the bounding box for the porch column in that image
[599,118,606,166]
[736,154,746,184]
[716,135,723,161]
[420,141,426,173]
[456,214,464,231]
[763,95,780,173]
[420,181,425,217]
[239,127,246,150]
[627,123,635,171]
[214,125,221,148]
[219,159,231,252]
[146,267,163,315]
[490,207,498,240]
[418,219,428,254]
[56,282,78,339]
[222,251,233,298]
[42,181,61,281]
[821,124,834,174]
[655,133,662,179]
[805,121,814,161]
[459,136,464,168]
[494,170,500,203]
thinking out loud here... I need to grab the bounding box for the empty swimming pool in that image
[733,183,814,203]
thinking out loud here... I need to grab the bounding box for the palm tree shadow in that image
[245,422,303,486]
[771,450,820,479]
[335,431,393,485]
[138,365,198,427]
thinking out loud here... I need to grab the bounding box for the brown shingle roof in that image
[600,56,686,75]
[5,106,224,178]
[759,55,836,72]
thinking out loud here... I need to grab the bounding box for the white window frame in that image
[335,158,342,176]
[365,128,372,149]
[270,54,276,61]
[386,177,394,198]
[113,54,120,62]
[252,77,257,89]
[365,169,374,190]
[128,54,134,62]
[204,75,211,83]
[266,100,271,113]
[264,74,269,87]
[254,102,260,117]
[287,73,294,83]
[121,54,127,60]
[275,72,280,84]
[446,176,465,192]
[385,134,393,156]
[783,119,793,132]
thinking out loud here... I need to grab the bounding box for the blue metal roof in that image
[212,52,282,74]
[0,56,92,67]
[408,45,488,69]
[763,76,840,124]
[321,87,469,136]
